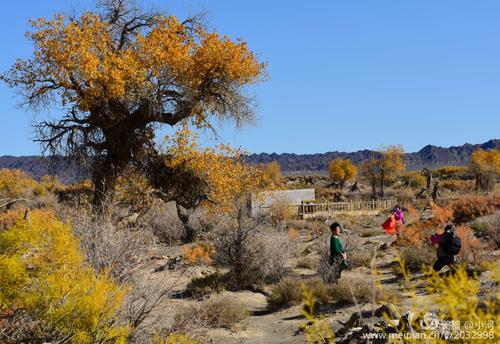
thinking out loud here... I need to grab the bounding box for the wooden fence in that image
[297,199,398,219]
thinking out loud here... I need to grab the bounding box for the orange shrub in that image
[455,225,481,265]
[183,243,215,265]
[440,179,474,192]
[287,227,299,240]
[452,195,499,224]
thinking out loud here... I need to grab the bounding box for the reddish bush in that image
[452,196,499,224]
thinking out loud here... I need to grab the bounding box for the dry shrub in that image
[62,208,148,282]
[441,179,474,192]
[397,188,415,204]
[455,225,482,265]
[398,246,435,272]
[123,277,179,342]
[452,195,499,224]
[296,255,319,269]
[142,201,184,244]
[213,213,293,289]
[268,278,332,310]
[348,248,375,269]
[358,228,381,237]
[479,214,500,249]
[287,227,299,240]
[331,275,382,304]
[182,243,215,265]
[186,271,228,299]
[171,297,248,331]
[268,196,295,227]
[432,166,469,179]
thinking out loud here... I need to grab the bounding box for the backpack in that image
[441,231,461,255]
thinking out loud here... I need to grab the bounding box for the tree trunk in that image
[380,170,385,198]
[176,203,196,243]
[422,168,432,191]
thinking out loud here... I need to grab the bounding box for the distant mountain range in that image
[245,139,500,175]
[0,139,498,182]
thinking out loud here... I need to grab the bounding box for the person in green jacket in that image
[329,222,348,280]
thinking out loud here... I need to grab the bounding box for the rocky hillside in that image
[1,139,498,181]
[245,139,499,174]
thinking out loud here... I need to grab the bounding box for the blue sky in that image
[0,0,499,156]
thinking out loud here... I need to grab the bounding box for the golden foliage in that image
[391,260,499,344]
[470,149,500,191]
[0,210,128,343]
[300,287,334,343]
[359,145,405,196]
[182,243,215,265]
[0,169,39,198]
[327,159,356,187]
[114,166,155,212]
[164,126,273,213]
[153,333,200,344]
[258,161,283,186]
[401,171,426,189]
[5,12,266,118]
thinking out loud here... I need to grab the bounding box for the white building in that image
[249,188,315,217]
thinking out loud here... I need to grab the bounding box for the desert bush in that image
[480,214,500,249]
[171,297,248,331]
[400,171,426,189]
[440,179,474,192]
[454,225,482,265]
[64,208,147,282]
[432,166,470,180]
[183,243,215,265]
[397,188,415,204]
[398,245,435,272]
[141,201,185,244]
[153,333,200,344]
[0,210,128,343]
[296,255,319,269]
[268,278,332,310]
[451,195,499,224]
[300,288,334,344]
[348,248,375,269]
[123,277,179,342]
[186,271,228,299]
[331,275,382,304]
[268,196,295,227]
[358,227,381,237]
[213,212,293,288]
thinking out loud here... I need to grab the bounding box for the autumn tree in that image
[327,159,356,189]
[1,0,267,213]
[163,126,272,241]
[258,161,283,186]
[469,148,500,192]
[359,146,405,198]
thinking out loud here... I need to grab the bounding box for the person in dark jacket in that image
[329,222,348,279]
[430,224,459,271]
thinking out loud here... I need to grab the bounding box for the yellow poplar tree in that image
[1,0,267,211]
[469,148,500,191]
[327,159,356,188]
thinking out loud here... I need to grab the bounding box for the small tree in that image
[327,159,356,189]
[259,161,283,186]
[359,146,405,198]
[469,149,500,192]
[378,145,405,197]
[164,126,273,242]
